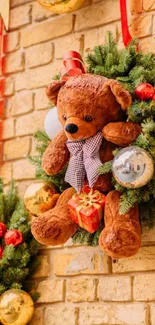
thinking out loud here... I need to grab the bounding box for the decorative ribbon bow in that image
[65,132,103,193]
[60,50,86,80]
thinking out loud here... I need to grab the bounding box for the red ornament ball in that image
[0,222,7,237]
[0,246,3,258]
[4,229,23,247]
[135,83,155,101]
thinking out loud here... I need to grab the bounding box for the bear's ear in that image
[104,79,132,110]
[46,80,66,106]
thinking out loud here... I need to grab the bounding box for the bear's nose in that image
[65,123,78,134]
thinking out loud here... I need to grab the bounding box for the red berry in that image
[135,83,155,101]
[4,229,23,247]
[0,246,3,258]
[0,222,7,238]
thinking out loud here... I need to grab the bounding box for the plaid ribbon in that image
[65,132,103,193]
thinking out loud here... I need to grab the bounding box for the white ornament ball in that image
[44,107,62,139]
[112,146,154,188]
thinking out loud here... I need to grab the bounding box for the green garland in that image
[0,180,40,297]
[30,32,155,245]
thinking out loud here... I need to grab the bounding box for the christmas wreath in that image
[29,33,155,248]
[0,180,40,296]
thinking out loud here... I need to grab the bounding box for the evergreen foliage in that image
[0,181,40,295]
[28,130,69,193]
[30,32,155,246]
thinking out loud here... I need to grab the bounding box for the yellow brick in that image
[84,23,118,52]
[0,163,12,185]
[4,77,14,96]
[130,0,143,14]
[2,118,15,140]
[21,16,73,48]
[54,249,110,276]
[55,33,83,59]
[37,279,64,303]
[32,255,50,278]
[75,0,120,32]
[26,42,53,68]
[34,88,50,110]
[133,274,155,301]
[139,36,155,54]
[98,276,132,301]
[113,246,155,273]
[15,62,60,91]
[16,110,47,136]
[150,303,155,325]
[45,306,78,325]
[79,304,147,325]
[143,0,155,11]
[5,51,24,74]
[6,31,19,53]
[29,307,45,325]
[3,137,30,160]
[16,180,33,197]
[9,5,31,29]
[32,1,54,22]
[7,91,33,117]
[66,278,96,302]
[13,159,35,180]
[130,14,153,38]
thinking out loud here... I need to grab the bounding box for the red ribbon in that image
[120,0,132,47]
[60,50,86,80]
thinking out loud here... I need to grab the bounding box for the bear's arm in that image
[102,122,141,146]
[42,130,69,175]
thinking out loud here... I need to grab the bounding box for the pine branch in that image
[98,161,112,175]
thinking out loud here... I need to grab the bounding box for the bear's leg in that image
[31,188,78,246]
[99,190,141,258]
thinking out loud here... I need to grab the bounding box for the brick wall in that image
[1,0,155,324]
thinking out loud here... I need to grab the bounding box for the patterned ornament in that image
[24,182,60,218]
[37,0,84,14]
[135,83,155,101]
[112,146,154,188]
[4,230,23,247]
[0,289,34,325]
[0,222,7,237]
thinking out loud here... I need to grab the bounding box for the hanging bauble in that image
[4,230,23,247]
[0,289,34,325]
[0,245,3,258]
[24,182,60,218]
[37,0,84,14]
[0,222,7,237]
[135,83,155,101]
[44,107,62,139]
[112,146,154,188]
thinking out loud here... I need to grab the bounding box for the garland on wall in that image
[29,33,155,246]
[0,180,40,295]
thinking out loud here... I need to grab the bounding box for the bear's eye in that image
[84,115,93,122]
[62,115,67,121]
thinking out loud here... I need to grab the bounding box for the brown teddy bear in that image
[31,74,141,258]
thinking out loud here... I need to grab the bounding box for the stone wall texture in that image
[1,0,155,324]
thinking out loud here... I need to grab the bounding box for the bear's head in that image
[46,74,132,141]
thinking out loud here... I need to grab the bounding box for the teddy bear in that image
[31,74,142,258]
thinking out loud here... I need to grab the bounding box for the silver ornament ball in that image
[44,107,62,139]
[112,146,154,188]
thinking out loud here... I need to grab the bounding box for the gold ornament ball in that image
[37,0,84,14]
[24,182,60,218]
[112,146,154,188]
[0,289,34,325]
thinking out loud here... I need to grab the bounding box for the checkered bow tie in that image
[65,132,103,193]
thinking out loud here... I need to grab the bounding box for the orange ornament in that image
[37,0,84,14]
